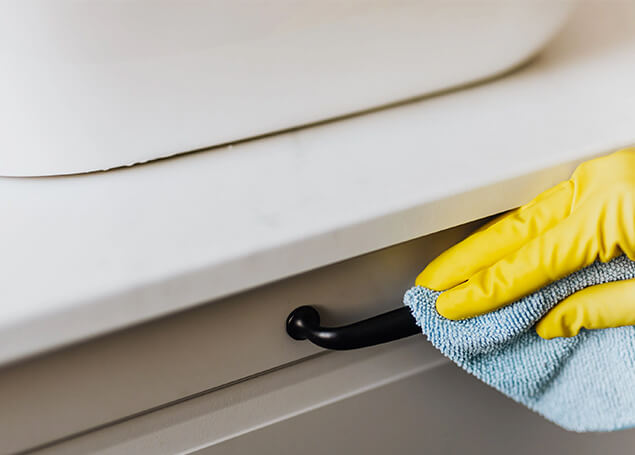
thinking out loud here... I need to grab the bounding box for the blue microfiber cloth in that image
[404,254,635,432]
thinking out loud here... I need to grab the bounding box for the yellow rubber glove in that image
[415,148,635,339]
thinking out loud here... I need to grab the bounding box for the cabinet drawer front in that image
[0,220,483,454]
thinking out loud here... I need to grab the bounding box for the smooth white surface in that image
[0,0,634,366]
[0,0,575,176]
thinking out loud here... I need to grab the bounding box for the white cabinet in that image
[0,220,480,453]
[2,216,634,454]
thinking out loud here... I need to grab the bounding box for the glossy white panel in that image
[0,0,575,175]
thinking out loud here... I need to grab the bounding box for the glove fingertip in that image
[535,311,580,339]
[535,321,561,339]
[415,262,454,291]
[435,291,466,320]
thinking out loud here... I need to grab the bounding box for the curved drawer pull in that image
[285,306,420,350]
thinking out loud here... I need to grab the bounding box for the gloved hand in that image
[415,148,635,339]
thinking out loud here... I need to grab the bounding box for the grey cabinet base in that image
[36,336,635,455]
[211,364,635,455]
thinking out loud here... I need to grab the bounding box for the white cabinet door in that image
[0,220,482,453]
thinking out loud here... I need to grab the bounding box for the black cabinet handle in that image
[285,305,420,350]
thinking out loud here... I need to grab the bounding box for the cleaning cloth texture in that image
[404,254,635,432]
